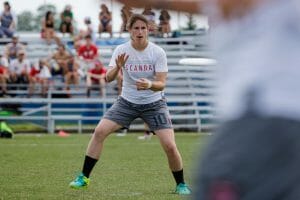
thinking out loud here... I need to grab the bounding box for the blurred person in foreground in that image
[69,14,191,195]
[116,0,300,199]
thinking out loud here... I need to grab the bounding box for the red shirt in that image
[89,67,107,82]
[78,44,98,60]
[0,66,6,74]
[30,67,40,77]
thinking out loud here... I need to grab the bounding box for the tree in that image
[17,11,36,31]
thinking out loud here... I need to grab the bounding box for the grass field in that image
[0,133,207,200]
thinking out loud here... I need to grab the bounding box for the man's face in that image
[12,37,18,44]
[18,53,24,61]
[129,20,148,42]
[86,38,92,46]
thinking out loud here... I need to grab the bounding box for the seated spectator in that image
[8,50,30,89]
[77,34,98,76]
[0,53,9,96]
[28,59,51,97]
[49,44,71,76]
[4,35,25,61]
[142,6,157,35]
[86,60,106,97]
[159,9,171,37]
[119,5,132,36]
[98,4,112,38]
[59,5,74,35]
[41,11,60,45]
[0,2,16,38]
[64,56,80,92]
[74,17,96,49]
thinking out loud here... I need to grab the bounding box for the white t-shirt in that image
[9,59,30,75]
[109,41,168,104]
[0,57,8,67]
[39,65,52,79]
[211,0,300,121]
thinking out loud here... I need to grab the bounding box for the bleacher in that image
[0,32,216,133]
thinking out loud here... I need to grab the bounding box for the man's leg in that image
[69,119,122,189]
[155,129,191,195]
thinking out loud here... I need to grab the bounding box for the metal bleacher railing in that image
[0,33,216,133]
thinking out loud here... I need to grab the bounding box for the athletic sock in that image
[145,130,151,135]
[82,155,98,178]
[172,169,185,185]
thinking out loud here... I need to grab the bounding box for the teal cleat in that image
[175,183,192,195]
[69,173,90,189]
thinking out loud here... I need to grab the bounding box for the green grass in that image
[0,133,207,200]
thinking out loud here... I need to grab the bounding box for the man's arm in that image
[106,53,129,82]
[136,72,167,91]
[115,0,202,14]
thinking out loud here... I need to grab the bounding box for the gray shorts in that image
[103,96,173,131]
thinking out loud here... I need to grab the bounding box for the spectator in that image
[74,17,96,48]
[142,6,157,35]
[28,59,51,97]
[77,34,98,76]
[4,35,25,61]
[64,56,80,91]
[41,11,60,45]
[59,5,74,35]
[84,17,96,42]
[119,5,132,36]
[0,1,16,38]
[86,60,106,97]
[159,10,171,38]
[0,53,9,96]
[8,50,30,89]
[49,44,71,76]
[98,4,112,38]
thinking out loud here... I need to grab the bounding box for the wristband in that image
[147,80,152,89]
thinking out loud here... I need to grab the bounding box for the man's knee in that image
[163,142,178,155]
[93,124,112,142]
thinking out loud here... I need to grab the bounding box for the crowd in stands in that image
[0,1,174,98]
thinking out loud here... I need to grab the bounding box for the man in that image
[4,35,25,61]
[86,60,106,97]
[8,50,30,91]
[69,14,191,195]
[50,44,71,76]
[117,0,300,199]
[77,34,99,77]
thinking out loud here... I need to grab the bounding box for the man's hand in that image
[136,78,152,90]
[115,53,129,69]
